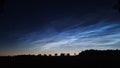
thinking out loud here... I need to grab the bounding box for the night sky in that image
[0,0,120,56]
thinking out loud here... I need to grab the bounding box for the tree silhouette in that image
[38,54,42,56]
[49,54,52,56]
[66,53,70,56]
[0,49,120,68]
[60,53,65,56]
[54,53,58,56]
[43,54,47,56]
[74,53,76,56]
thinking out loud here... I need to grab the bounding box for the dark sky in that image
[0,0,120,56]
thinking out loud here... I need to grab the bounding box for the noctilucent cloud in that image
[0,0,120,56]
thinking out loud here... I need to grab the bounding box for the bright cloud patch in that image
[21,23,120,54]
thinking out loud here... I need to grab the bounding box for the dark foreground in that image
[0,50,120,68]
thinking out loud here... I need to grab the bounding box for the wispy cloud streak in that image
[26,23,120,54]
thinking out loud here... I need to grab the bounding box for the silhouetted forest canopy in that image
[0,49,120,68]
[1,49,119,57]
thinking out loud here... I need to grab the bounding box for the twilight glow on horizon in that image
[0,0,120,56]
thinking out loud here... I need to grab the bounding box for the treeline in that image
[0,49,120,68]
[1,49,119,57]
